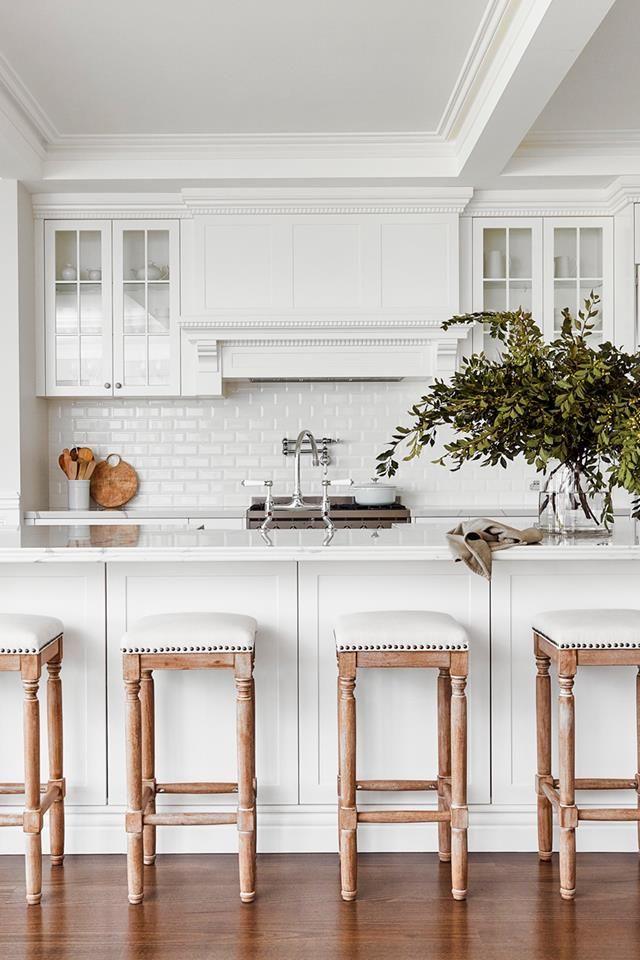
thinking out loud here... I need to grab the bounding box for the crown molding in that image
[32,186,474,218]
[0,54,55,149]
[178,316,465,333]
[465,178,640,217]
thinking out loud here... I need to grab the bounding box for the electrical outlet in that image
[529,479,541,492]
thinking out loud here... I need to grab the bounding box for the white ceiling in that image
[533,0,639,131]
[0,0,489,136]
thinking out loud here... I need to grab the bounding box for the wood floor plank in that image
[0,854,639,960]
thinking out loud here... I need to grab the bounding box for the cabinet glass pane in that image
[483,229,506,278]
[55,231,78,281]
[55,337,79,385]
[79,284,103,335]
[78,231,102,280]
[148,284,170,333]
[147,231,170,280]
[554,280,576,335]
[554,228,577,278]
[123,283,146,334]
[123,336,147,386]
[483,280,507,311]
[55,284,78,334]
[579,228,603,279]
[509,229,532,279]
[148,337,170,386]
[80,337,103,386]
[123,231,146,281]
[508,281,531,312]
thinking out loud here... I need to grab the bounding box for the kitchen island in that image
[0,522,639,856]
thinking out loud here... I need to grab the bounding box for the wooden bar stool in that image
[121,611,257,905]
[334,610,469,901]
[0,614,65,904]
[534,608,640,900]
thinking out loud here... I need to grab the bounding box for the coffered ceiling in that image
[0,0,632,188]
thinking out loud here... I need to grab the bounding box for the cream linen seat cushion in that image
[0,614,63,654]
[533,609,640,649]
[334,610,469,652]
[121,612,257,654]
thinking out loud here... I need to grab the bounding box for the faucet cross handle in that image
[241,479,274,524]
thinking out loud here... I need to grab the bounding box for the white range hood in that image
[179,316,471,395]
[177,187,473,395]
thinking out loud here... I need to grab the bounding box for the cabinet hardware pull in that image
[104,382,111,389]
[115,382,122,389]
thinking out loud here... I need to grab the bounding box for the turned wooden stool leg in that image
[124,655,144,905]
[558,670,577,900]
[47,649,65,866]
[535,652,553,861]
[636,667,640,852]
[338,652,357,901]
[140,669,156,866]
[437,667,452,863]
[235,652,257,903]
[22,661,42,905]
[450,653,468,901]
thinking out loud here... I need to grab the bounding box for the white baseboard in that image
[1,805,639,856]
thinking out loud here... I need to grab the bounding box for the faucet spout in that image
[286,429,320,509]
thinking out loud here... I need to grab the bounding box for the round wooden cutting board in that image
[90,454,139,508]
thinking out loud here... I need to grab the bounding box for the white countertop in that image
[0,520,638,563]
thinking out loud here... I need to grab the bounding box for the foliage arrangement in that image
[376,294,640,526]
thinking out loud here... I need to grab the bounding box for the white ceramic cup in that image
[67,479,91,511]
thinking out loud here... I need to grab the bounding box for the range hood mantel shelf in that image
[178,316,471,395]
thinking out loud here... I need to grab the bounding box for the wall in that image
[48,381,541,510]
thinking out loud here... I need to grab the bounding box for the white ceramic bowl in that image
[353,482,398,506]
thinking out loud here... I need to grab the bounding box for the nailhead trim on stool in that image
[0,614,64,654]
[120,611,257,654]
[533,608,640,649]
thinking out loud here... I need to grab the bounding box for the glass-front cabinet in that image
[473,216,614,350]
[42,219,180,397]
[44,221,113,396]
[543,218,613,344]
[472,218,543,357]
[113,221,180,395]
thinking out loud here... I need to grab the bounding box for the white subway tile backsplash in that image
[48,382,539,510]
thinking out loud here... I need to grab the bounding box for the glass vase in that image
[538,464,608,536]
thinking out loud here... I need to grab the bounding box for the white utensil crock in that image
[67,479,91,510]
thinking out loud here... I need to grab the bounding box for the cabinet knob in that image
[115,382,122,389]
[104,382,111,389]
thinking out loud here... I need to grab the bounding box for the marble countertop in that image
[0,520,638,563]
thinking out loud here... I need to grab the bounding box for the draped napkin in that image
[446,518,543,579]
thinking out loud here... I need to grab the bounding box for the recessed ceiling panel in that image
[0,0,490,136]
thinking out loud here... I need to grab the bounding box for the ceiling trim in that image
[465,177,640,216]
[0,54,56,147]
[32,186,475,218]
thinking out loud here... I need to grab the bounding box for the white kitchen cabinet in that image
[41,220,180,397]
[491,559,640,807]
[44,221,113,396]
[0,563,107,810]
[473,216,614,346]
[106,562,299,807]
[113,221,180,396]
[543,218,613,344]
[298,561,490,806]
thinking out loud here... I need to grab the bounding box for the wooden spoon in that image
[68,460,78,480]
[62,449,73,478]
[58,453,66,474]
[78,447,94,463]
[84,460,96,481]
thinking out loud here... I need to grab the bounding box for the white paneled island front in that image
[0,522,639,855]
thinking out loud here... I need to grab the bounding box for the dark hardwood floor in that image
[1,853,640,960]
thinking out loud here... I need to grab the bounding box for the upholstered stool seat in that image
[533,607,640,900]
[0,614,63,654]
[334,610,469,652]
[334,609,469,902]
[533,609,640,649]
[121,612,257,653]
[121,611,258,905]
[0,614,65,904]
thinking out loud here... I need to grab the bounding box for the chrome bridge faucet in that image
[284,429,320,509]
